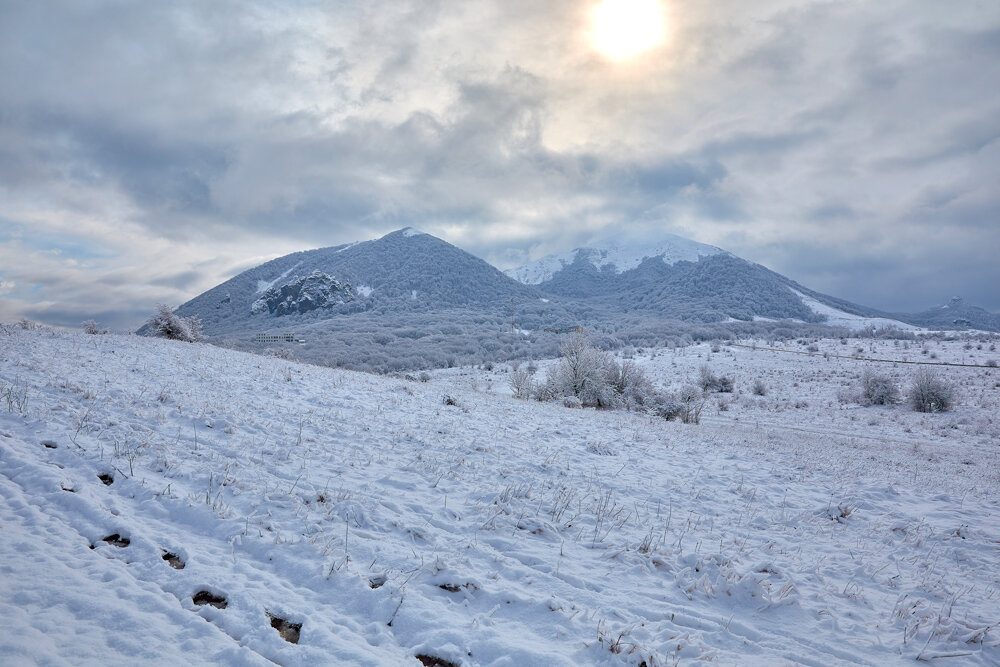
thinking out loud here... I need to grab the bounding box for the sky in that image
[1,0,998,330]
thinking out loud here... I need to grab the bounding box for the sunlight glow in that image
[592,0,666,61]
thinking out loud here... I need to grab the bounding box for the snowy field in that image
[2,328,999,665]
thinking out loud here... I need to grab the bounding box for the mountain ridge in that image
[141,228,999,371]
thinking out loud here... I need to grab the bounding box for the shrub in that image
[509,367,534,399]
[908,369,954,413]
[144,305,203,342]
[608,360,657,409]
[986,359,998,368]
[81,319,106,335]
[860,368,900,405]
[677,385,705,424]
[698,365,733,393]
[543,334,620,408]
[650,394,683,421]
[751,379,767,396]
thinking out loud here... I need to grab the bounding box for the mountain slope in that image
[173,228,552,336]
[506,233,1000,331]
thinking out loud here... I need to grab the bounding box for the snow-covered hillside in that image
[2,329,999,665]
[789,289,924,332]
[506,233,727,285]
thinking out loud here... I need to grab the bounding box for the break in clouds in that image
[1,0,999,328]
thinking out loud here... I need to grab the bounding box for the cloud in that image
[1,0,998,325]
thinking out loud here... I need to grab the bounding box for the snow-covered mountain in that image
[149,228,997,372]
[505,232,1000,332]
[173,228,561,336]
[505,233,728,285]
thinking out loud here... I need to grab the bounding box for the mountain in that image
[149,228,997,371]
[162,228,577,372]
[504,233,1000,332]
[506,233,728,285]
[173,227,558,335]
[505,234,875,326]
[904,297,1000,331]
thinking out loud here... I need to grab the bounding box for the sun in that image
[591,0,666,61]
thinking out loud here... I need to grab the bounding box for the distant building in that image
[254,333,302,344]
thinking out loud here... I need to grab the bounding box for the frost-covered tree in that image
[144,304,203,342]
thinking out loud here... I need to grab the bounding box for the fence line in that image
[730,343,996,369]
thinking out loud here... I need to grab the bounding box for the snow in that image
[791,289,924,332]
[402,227,426,238]
[2,329,999,665]
[356,285,374,298]
[507,233,726,284]
[336,241,362,253]
[255,262,303,295]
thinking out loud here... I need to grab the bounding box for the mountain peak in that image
[393,226,428,238]
[506,231,728,285]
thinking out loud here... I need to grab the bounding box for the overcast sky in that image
[2,0,998,329]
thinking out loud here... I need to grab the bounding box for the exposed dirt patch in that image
[192,591,227,609]
[415,655,460,667]
[102,534,130,548]
[40,441,57,449]
[98,473,114,486]
[268,612,302,644]
[161,551,185,569]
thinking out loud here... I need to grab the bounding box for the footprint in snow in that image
[98,473,114,486]
[102,534,130,548]
[41,440,57,449]
[267,613,302,644]
[416,655,461,667]
[192,591,227,609]
[161,551,185,569]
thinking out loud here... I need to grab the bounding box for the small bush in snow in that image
[509,367,534,399]
[751,379,767,396]
[81,319,106,335]
[860,368,900,406]
[608,360,657,410]
[543,334,620,408]
[144,305,203,342]
[986,359,998,368]
[418,372,431,382]
[677,385,705,424]
[650,395,683,421]
[698,365,733,393]
[908,369,954,413]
